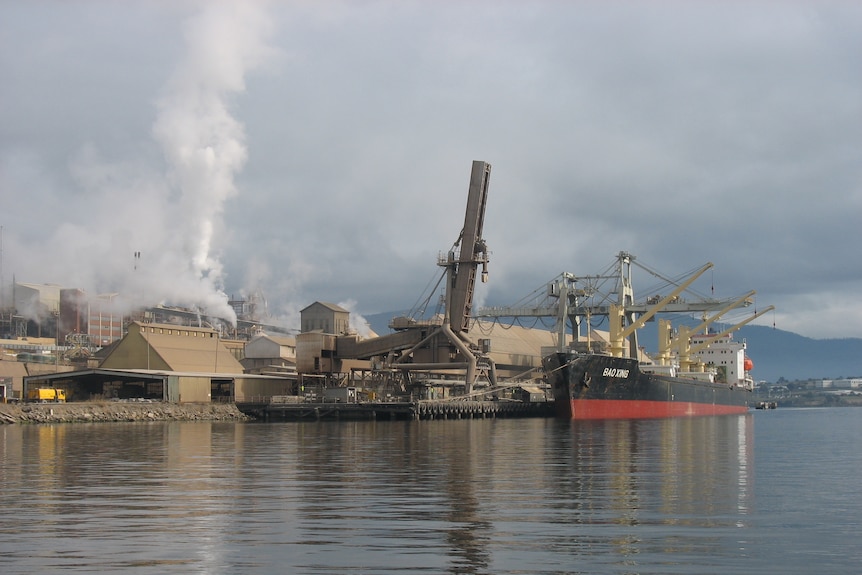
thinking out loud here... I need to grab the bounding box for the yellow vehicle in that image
[27,388,66,403]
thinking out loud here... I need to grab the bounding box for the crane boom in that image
[677,305,775,372]
[686,305,775,356]
[687,290,757,336]
[608,262,714,356]
[446,160,491,333]
[655,289,754,365]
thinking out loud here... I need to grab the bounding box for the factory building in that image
[300,301,350,334]
[295,300,559,393]
[23,321,292,403]
[242,333,297,371]
[3,282,124,346]
[100,321,244,373]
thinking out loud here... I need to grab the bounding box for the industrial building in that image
[22,321,293,404]
[2,282,124,346]
[293,299,559,400]
[6,162,556,407]
[100,321,245,373]
[241,333,297,375]
[300,301,350,335]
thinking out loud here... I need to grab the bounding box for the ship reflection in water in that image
[1,414,757,574]
[550,415,754,561]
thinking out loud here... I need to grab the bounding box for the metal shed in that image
[23,368,291,403]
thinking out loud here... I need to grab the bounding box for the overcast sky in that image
[1,0,860,339]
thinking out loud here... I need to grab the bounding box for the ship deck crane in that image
[608,262,713,357]
[655,290,756,366]
[476,253,755,357]
[679,305,775,372]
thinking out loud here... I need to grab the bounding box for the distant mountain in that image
[728,325,862,383]
[364,312,862,383]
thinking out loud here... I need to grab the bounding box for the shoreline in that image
[0,401,252,424]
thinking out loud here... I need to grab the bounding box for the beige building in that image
[13,283,61,322]
[0,337,75,400]
[24,367,292,404]
[300,302,350,335]
[24,321,292,403]
[0,359,28,400]
[242,333,297,373]
[101,321,244,373]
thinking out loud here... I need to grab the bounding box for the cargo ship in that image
[542,351,752,419]
[542,327,759,419]
[480,252,769,419]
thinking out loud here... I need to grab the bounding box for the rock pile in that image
[0,401,251,424]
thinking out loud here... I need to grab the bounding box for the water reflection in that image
[544,415,754,570]
[0,415,754,574]
[287,421,493,573]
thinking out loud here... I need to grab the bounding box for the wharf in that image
[236,399,554,421]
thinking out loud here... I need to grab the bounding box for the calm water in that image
[1,408,860,574]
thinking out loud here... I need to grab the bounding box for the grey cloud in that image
[2,1,860,338]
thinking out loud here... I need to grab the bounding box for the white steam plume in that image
[339,299,373,338]
[148,1,274,324]
[1,2,275,329]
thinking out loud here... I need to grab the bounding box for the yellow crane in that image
[655,290,756,366]
[677,305,775,373]
[608,262,714,357]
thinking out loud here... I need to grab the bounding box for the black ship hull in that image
[542,352,751,419]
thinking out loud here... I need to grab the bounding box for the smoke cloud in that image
[147,1,274,324]
[4,1,275,326]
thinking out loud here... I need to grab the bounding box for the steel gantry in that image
[476,252,761,360]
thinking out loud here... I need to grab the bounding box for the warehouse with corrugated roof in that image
[24,321,292,403]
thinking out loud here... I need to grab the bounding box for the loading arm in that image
[445,160,491,334]
[395,161,495,395]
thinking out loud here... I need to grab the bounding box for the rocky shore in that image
[0,401,251,424]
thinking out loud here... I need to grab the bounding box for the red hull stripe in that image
[558,399,749,419]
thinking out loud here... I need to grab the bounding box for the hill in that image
[637,324,862,383]
[364,312,862,383]
[728,325,862,383]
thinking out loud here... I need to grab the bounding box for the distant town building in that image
[817,378,862,390]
